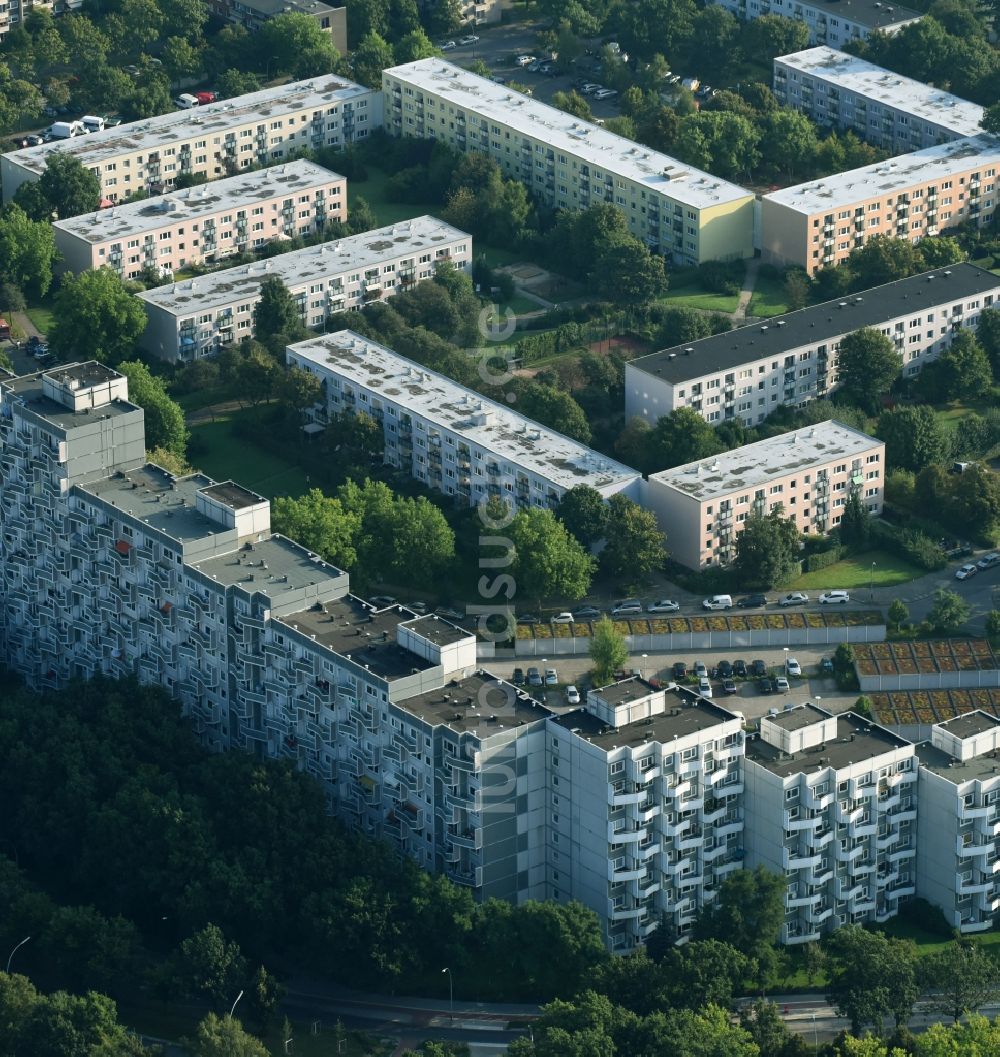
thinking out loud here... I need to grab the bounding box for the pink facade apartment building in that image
[52,160,346,280]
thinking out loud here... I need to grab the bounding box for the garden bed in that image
[871,687,1000,727]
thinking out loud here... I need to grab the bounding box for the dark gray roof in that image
[936,711,1000,739]
[630,263,999,385]
[815,0,921,29]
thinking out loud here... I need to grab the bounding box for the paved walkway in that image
[731,256,762,323]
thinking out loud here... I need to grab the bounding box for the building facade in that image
[287,330,643,509]
[0,0,82,42]
[381,59,755,266]
[643,421,885,569]
[745,705,917,944]
[207,0,347,54]
[53,161,346,278]
[710,0,920,48]
[774,48,984,153]
[1,76,380,203]
[137,216,470,362]
[625,263,1000,427]
[916,713,1000,933]
[761,134,1000,274]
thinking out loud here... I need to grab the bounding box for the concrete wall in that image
[859,669,1000,692]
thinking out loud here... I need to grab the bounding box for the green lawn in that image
[747,274,790,318]
[176,386,232,413]
[24,296,56,336]
[188,414,311,500]
[497,294,544,316]
[660,284,740,313]
[349,167,439,228]
[788,549,923,591]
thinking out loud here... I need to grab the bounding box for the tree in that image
[650,406,725,471]
[162,36,204,83]
[510,508,595,608]
[888,598,909,630]
[422,0,462,37]
[516,384,591,444]
[877,405,950,472]
[0,281,26,317]
[952,463,1000,535]
[394,28,437,63]
[174,924,247,1010]
[676,111,760,180]
[253,276,306,345]
[589,617,629,686]
[920,941,1000,1023]
[733,509,801,589]
[826,925,919,1034]
[0,205,57,298]
[976,306,1000,376]
[49,270,148,368]
[694,865,784,965]
[784,270,810,312]
[744,14,810,61]
[935,330,993,400]
[739,1000,806,1057]
[189,1013,269,1057]
[160,0,209,41]
[848,235,925,289]
[347,195,378,235]
[258,13,340,79]
[38,904,140,994]
[927,587,971,634]
[838,491,871,550]
[556,486,607,548]
[762,110,819,181]
[589,239,667,304]
[234,344,280,407]
[215,69,261,100]
[272,488,359,569]
[661,940,751,1011]
[120,73,173,122]
[36,153,101,219]
[552,89,593,120]
[982,101,1000,135]
[116,360,187,458]
[351,32,396,89]
[835,328,901,414]
[600,494,666,582]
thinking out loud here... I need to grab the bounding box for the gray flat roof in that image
[200,481,267,509]
[592,676,662,708]
[190,533,345,591]
[748,712,911,776]
[651,420,881,500]
[937,711,1000,739]
[402,613,470,646]
[793,0,920,29]
[3,371,139,432]
[4,75,371,176]
[53,160,342,244]
[554,688,741,750]
[629,263,1000,385]
[917,740,1000,784]
[275,597,437,680]
[767,702,832,732]
[775,48,983,138]
[138,216,468,316]
[383,59,753,211]
[765,134,1000,215]
[399,672,551,734]
[241,0,336,14]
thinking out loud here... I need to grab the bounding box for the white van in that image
[81,115,105,133]
[47,120,85,140]
[701,594,733,611]
[175,93,199,109]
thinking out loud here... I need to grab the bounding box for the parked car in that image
[718,660,733,679]
[702,594,734,611]
[977,552,1000,570]
[733,659,748,678]
[779,592,809,607]
[757,677,773,694]
[511,667,525,686]
[435,606,465,620]
[672,661,687,680]
[722,679,737,695]
[955,563,978,581]
[775,676,790,693]
[440,40,458,50]
[572,605,603,619]
[648,599,680,613]
[527,666,543,686]
[194,91,217,105]
[698,677,713,698]
[751,659,767,677]
[565,685,580,705]
[786,657,802,677]
[516,54,535,66]
[174,93,199,109]
[611,598,643,616]
[821,657,835,674]
[694,662,708,679]
[580,83,603,94]
[737,594,769,608]
[544,667,558,686]
[32,343,50,359]
[459,34,480,44]
[516,613,540,624]
[818,590,850,604]
[550,612,575,623]
[593,88,618,99]
[406,601,428,615]
[369,595,397,608]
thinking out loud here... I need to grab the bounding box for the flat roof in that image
[241,0,336,14]
[190,533,345,590]
[766,702,833,732]
[290,330,641,493]
[917,740,1000,784]
[383,59,753,211]
[592,677,661,708]
[399,672,551,734]
[784,0,920,29]
[200,481,267,509]
[765,133,1000,215]
[747,712,911,776]
[3,75,371,177]
[53,160,342,244]
[629,263,1000,385]
[402,613,470,646]
[274,597,437,681]
[937,711,1000,740]
[138,216,467,316]
[2,370,139,432]
[775,48,983,138]
[553,688,741,751]
[651,420,881,500]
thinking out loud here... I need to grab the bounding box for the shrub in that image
[804,545,845,572]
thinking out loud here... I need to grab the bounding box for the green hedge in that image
[871,520,946,572]
[805,545,845,572]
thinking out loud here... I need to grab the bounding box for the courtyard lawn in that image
[24,296,56,336]
[747,274,790,318]
[659,284,740,313]
[788,549,923,591]
[349,166,439,227]
[188,414,311,500]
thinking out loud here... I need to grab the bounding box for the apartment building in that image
[1,75,380,203]
[643,421,884,569]
[207,0,347,54]
[761,134,1000,274]
[549,682,746,950]
[774,48,984,153]
[0,0,82,43]
[52,161,346,279]
[710,0,920,48]
[382,59,755,266]
[137,216,471,362]
[916,713,1000,933]
[745,705,917,944]
[625,263,1000,427]
[459,0,500,23]
[287,330,643,509]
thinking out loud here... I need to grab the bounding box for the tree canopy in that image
[49,269,148,367]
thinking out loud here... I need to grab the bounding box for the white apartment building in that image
[761,134,1000,274]
[548,682,746,950]
[137,216,471,362]
[745,705,917,943]
[774,48,985,153]
[711,0,920,48]
[0,0,82,43]
[382,59,755,266]
[287,330,643,510]
[916,713,1000,933]
[626,263,1000,427]
[53,161,346,278]
[644,421,884,569]
[1,75,381,203]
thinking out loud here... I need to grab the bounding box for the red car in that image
[195,91,216,105]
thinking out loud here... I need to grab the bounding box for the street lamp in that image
[6,935,30,974]
[442,967,454,1025]
[870,561,877,602]
[812,1011,818,1050]
[229,990,244,1019]
[641,654,648,680]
